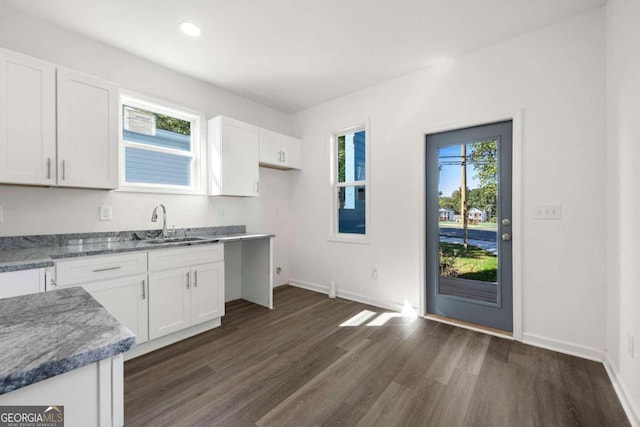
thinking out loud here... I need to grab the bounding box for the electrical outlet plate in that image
[0,206,3,223]
[99,206,112,221]
[533,204,562,220]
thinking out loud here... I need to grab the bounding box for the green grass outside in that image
[438,221,497,230]
[439,242,497,282]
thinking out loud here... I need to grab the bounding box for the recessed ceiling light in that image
[180,22,201,37]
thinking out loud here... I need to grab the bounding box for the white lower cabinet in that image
[148,245,225,340]
[0,268,45,299]
[81,274,149,344]
[148,267,191,340]
[53,245,225,351]
[55,252,149,346]
[190,262,225,324]
[148,261,224,340]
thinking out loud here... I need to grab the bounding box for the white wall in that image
[0,2,294,285]
[290,9,607,355]
[606,0,640,422]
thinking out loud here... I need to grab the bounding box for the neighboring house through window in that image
[329,122,370,243]
[119,94,203,194]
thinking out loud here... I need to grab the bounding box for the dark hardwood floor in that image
[124,285,629,426]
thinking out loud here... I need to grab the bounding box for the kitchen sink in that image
[144,237,205,245]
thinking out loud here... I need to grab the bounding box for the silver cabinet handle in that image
[501,233,512,241]
[92,266,122,272]
[186,271,190,289]
[46,158,51,179]
[283,151,286,163]
[194,270,198,287]
[278,151,282,162]
[141,279,146,300]
[61,159,66,180]
[255,181,259,193]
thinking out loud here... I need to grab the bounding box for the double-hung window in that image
[329,122,370,243]
[120,94,203,193]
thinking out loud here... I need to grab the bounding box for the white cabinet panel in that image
[259,129,283,166]
[148,245,223,272]
[55,252,147,286]
[81,274,149,344]
[209,115,259,197]
[191,262,225,325]
[0,269,44,299]
[259,129,302,170]
[57,68,118,189]
[149,267,191,339]
[283,136,302,169]
[0,49,56,185]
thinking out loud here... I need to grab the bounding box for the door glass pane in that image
[437,140,499,304]
[338,185,366,234]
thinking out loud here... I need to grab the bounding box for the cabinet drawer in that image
[148,244,224,272]
[56,252,147,286]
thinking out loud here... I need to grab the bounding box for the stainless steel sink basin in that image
[145,237,204,245]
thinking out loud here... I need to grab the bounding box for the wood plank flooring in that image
[124,285,629,426]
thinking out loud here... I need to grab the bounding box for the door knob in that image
[501,233,512,241]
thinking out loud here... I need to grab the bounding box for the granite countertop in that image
[0,226,273,273]
[0,286,135,395]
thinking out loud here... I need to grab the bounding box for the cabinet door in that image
[81,274,149,344]
[0,269,43,299]
[149,267,191,339]
[190,262,225,325]
[57,68,118,189]
[0,49,56,186]
[259,129,283,167]
[282,136,302,170]
[209,116,259,196]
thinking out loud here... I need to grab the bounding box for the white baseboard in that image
[522,332,605,362]
[288,279,406,313]
[604,354,640,427]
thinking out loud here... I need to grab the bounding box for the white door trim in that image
[418,109,523,341]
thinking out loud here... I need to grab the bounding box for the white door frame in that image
[418,109,523,341]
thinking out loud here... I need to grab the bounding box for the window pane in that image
[338,185,366,234]
[338,130,365,182]
[122,105,191,152]
[125,147,191,186]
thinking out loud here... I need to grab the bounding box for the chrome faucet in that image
[151,204,168,238]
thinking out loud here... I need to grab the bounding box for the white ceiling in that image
[5,0,606,113]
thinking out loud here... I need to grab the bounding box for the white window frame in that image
[118,91,206,195]
[328,120,371,244]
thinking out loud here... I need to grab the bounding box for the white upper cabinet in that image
[0,49,56,186]
[208,115,260,197]
[259,129,301,170]
[0,48,118,190]
[57,69,119,189]
[282,135,302,169]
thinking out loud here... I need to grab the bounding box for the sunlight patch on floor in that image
[339,302,418,327]
[339,310,377,327]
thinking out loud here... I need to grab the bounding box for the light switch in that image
[533,204,561,220]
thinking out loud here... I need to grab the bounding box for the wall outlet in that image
[533,204,562,220]
[0,206,4,223]
[99,205,112,221]
[628,334,635,358]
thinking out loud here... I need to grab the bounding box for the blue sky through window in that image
[438,144,480,197]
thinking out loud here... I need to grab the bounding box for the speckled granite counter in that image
[0,286,135,394]
[0,226,274,273]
